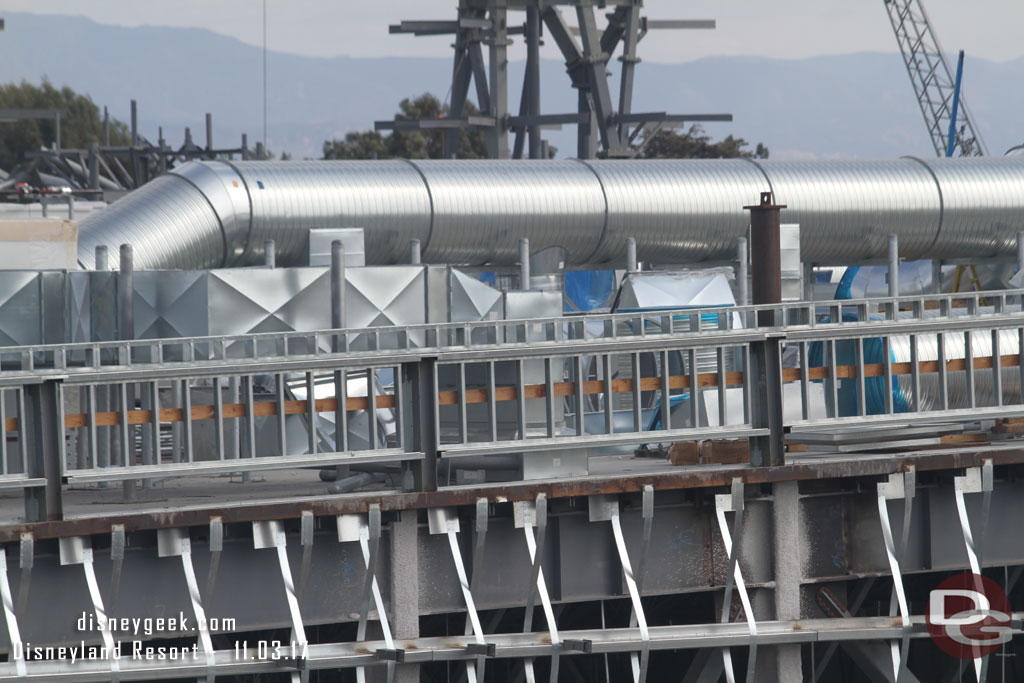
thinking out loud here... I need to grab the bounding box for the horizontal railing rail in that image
[0,290,1022,520]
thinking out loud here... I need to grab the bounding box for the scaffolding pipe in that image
[736,237,748,306]
[264,240,275,268]
[520,238,531,289]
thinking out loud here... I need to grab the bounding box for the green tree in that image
[0,79,130,170]
[323,93,487,160]
[638,125,768,160]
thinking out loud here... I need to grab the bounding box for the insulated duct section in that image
[78,157,1024,270]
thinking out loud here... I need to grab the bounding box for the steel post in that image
[408,359,438,492]
[264,240,275,268]
[627,237,638,273]
[888,234,899,298]
[746,192,785,328]
[525,5,542,159]
[772,481,803,681]
[94,246,108,271]
[23,382,63,523]
[409,239,421,265]
[486,3,509,158]
[331,240,346,338]
[130,100,140,187]
[119,244,137,499]
[802,262,814,303]
[87,142,99,191]
[1017,231,1024,273]
[746,193,786,467]
[390,511,420,682]
[95,245,111,480]
[736,237,748,307]
[205,112,213,153]
[520,238,531,289]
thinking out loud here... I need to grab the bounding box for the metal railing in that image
[1,289,1023,520]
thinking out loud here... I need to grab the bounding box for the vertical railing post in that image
[23,380,63,522]
[407,358,438,492]
[119,244,138,498]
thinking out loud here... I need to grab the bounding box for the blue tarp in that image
[808,312,909,415]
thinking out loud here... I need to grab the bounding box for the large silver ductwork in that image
[78,157,1024,270]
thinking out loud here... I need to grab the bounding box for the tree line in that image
[0,82,768,171]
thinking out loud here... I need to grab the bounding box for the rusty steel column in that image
[746,191,786,327]
[746,192,786,467]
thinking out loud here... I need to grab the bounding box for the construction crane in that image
[883,0,986,157]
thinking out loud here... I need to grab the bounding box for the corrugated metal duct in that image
[77,157,1024,270]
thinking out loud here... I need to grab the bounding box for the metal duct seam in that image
[76,172,228,270]
[400,159,436,260]
[411,160,606,265]
[763,159,941,263]
[573,158,611,264]
[230,160,432,265]
[172,161,253,267]
[901,155,945,259]
[741,157,775,200]
[211,160,257,266]
[915,157,1024,258]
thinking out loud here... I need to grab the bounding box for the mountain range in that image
[1,11,1021,160]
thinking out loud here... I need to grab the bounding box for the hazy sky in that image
[1,0,1021,64]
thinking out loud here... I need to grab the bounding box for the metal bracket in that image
[595,496,650,683]
[298,511,314,601]
[876,469,915,683]
[15,532,32,621]
[430,507,486,683]
[629,486,654,681]
[562,639,593,654]
[338,506,397,683]
[715,479,757,683]
[0,545,27,678]
[516,494,559,683]
[59,536,120,681]
[109,524,125,615]
[252,521,308,677]
[206,516,223,600]
[157,527,216,682]
[463,499,490,682]
[954,461,993,683]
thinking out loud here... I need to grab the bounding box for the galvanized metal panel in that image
[411,159,606,266]
[231,160,431,266]
[916,156,1024,258]
[585,158,766,264]
[0,271,41,346]
[763,159,941,263]
[76,172,226,270]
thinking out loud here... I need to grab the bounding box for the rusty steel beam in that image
[1,446,1022,544]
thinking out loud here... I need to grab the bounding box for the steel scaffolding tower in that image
[383,0,733,159]
[883,0,986,157]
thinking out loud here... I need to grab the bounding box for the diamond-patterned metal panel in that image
[133,271,209,340]
[209,268,331,336]
[345,266,425,329]
[450,269,503,323]
[0,271,41,346]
